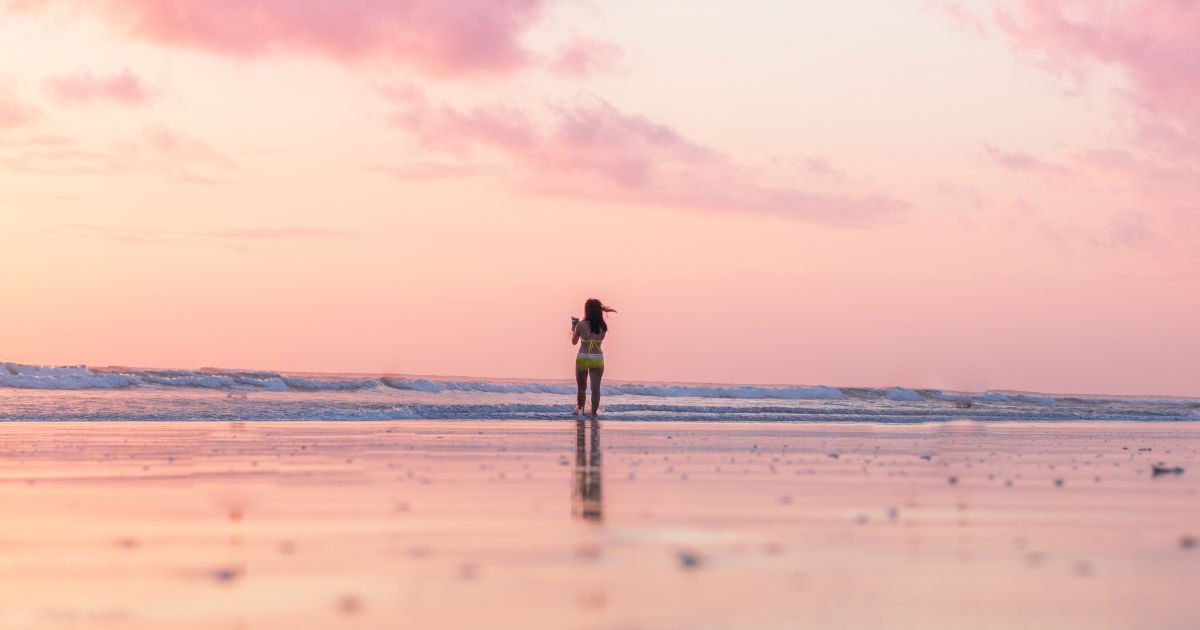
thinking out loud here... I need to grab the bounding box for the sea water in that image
[1,362,1197,422]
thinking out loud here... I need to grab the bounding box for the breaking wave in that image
[1,362,1197,422]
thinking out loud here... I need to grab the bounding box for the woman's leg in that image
[575,367,588,412]
[588,367,604,417]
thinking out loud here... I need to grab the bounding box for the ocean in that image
[2,362,1197,422]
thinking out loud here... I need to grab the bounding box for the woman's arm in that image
[571,321,581,345]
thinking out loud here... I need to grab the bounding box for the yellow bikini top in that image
[579,329,604,352]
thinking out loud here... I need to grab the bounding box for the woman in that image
[572,298,616,417]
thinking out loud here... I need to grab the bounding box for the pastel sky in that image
[1,1,1197,396]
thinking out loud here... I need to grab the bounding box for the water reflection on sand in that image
[572,418,603,522]
[1,420,1199,629]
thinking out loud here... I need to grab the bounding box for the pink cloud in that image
[972,2,1200,255]
[798,155,844,180]
[0,125,234,182]
[993,1,1200,150]
[137,126,233,169]
[43,70,151,106]
[59,224,352,252]
[981,143,1071,177]
[366,162,488,181]
[9,0,547,77]
[0,86,37,131]
[930,1,989,36]
[552,37,622,77]
[385,89,906,225]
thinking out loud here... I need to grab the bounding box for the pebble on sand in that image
[677,551,702,569]
[1151,464,1185,477]
[338,595,363,615]
[212,567,243,583]
[1071,560,1093,577]
[458,563,479,580]
[1180,535,1197,550]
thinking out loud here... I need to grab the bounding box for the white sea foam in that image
[1,362,1198,423]
[608,383,845,399]
[0,363,139,389]
[885,388,923,401]
[380,377,844,399]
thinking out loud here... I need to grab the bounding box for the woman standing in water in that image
[572,298,616,417]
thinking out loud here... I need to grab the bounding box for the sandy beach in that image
[0,420,1196,629]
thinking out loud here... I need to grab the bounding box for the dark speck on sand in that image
[1151,464,1185,477]
[338,595,363,615]
[212,567,242,583]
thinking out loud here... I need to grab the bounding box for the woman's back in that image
[573,298,615,418]
[575,321,605,354]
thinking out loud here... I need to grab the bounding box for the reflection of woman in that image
[573,417,603,522]
[572,298,616,417]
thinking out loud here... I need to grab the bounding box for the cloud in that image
[365,162,488,181]
[0,85,38,131]
[961,2,1200,257]
[797,155,844,180]
[60,224,355,249]
[7,0,548,77]
[1089,212,1153,250]
[929,1,989,36]
[0,125,234,181]
[384,89,906,225]
[992,1,1200,155]
[137,126,233,169]
[43,69,151,106]
[551,37,622,77]
[200,228,352,239]
[981,143,1072,177]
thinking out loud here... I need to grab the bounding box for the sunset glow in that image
[2,0,1197,396]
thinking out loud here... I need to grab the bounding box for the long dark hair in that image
[583,298,616,335]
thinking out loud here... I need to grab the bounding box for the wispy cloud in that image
[0,84,38,131]
[992,0,1200,157]
[981,143,1072,177]
[202,228,352,239]
[365,161,489,181]
[382,89,907,225]
[928,1,989,36]
[43,69,152,106]
[0,125,234,182]
[9,0,549,78]
[551,37,622,78]
[953,2,1200,255]
[60,224,356,250]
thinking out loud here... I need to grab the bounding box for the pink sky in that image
[1,0,1197,396]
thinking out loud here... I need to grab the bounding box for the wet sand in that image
[0,420,1197,629]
